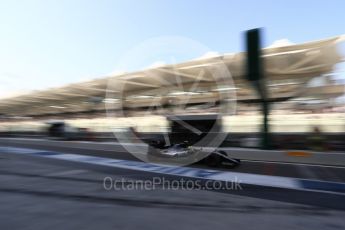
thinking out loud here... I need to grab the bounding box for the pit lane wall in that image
[0,137,344,167]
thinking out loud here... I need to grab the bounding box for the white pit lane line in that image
[1,146,345,195]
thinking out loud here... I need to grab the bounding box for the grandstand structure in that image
[0,35,344,133]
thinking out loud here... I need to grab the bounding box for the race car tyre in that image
[205,152,222,167]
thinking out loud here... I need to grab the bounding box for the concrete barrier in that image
[219,147,345,167]
[0,137,344,167]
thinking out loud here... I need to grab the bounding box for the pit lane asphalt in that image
[1,151,345,230]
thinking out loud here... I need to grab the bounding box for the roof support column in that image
[245,28,272,149]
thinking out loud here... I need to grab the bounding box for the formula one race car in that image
[148,141,241,168]
[146,114,241,168]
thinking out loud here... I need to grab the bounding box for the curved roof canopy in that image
[0,35,344,117]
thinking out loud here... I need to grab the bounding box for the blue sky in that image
[0,0,344,96]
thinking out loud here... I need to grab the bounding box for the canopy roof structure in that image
[0,35,344,117]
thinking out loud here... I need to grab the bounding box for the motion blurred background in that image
[0,1,344,151]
